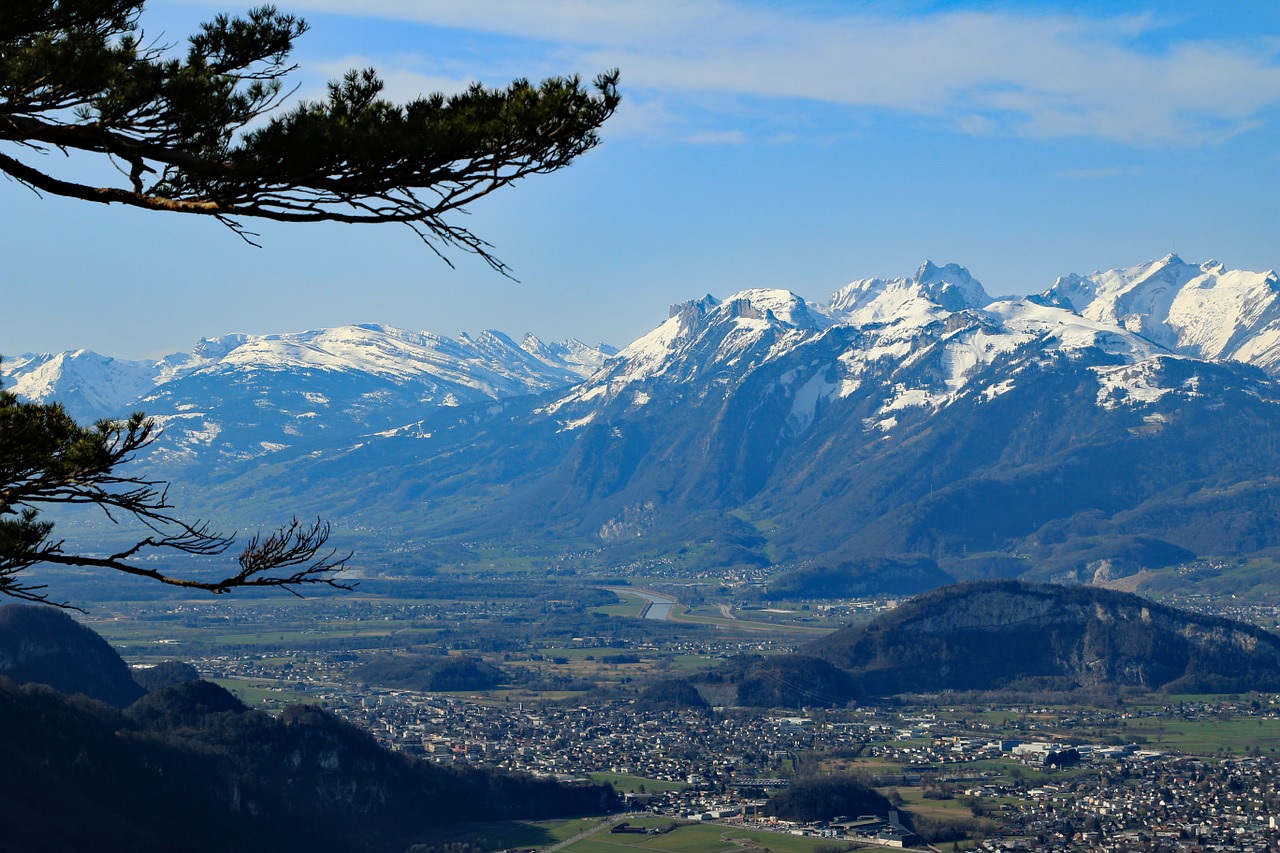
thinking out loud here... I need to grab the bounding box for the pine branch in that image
[0,390,352,605]
[0,2,619,266]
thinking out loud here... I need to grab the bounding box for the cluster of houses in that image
[343,698,840,783]
[977,755,1280,851]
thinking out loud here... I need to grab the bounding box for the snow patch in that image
[559,413,598,432]
[1093,361,1175,409]
[787,372,839,433]
[980,379,1014,401]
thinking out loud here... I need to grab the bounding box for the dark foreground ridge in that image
[0,604,617,853]
[0,604,145,706]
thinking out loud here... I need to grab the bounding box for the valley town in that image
[86,584,1280,853]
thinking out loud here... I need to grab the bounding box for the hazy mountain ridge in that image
[751,351,1280,578]
[3,324,615,475]
[4,323,613,420]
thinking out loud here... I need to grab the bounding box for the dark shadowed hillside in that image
[0,675,617,853]
[724,581,1280,706]
[763,774,891,822]
[353,652,506,692]
[0,604,144,706]
[0,608,617,852]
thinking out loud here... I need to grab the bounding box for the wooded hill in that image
[0,605,616,853]
[711,582,1280,707]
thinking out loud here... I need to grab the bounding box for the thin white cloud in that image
[277,0,1280,147]
[957,114,998,136]
[606,97,686,140]
[687,129,748,145]
[1057,166,1142,180]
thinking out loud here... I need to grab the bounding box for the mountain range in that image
[3,324,614,457]
[6,254,1280,596]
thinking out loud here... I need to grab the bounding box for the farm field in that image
[557,819,900,853]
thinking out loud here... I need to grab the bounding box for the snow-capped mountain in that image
[401,255,1278,587]
[3,350,166,420]
[829,260,991,320]
[520,333,618,373]
[1040,253,1280,373]
[546,260,1174,439]
[141,324,614,465]
[2,323,614,466]
[7,256,1279,596]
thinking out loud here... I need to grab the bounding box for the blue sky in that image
[3,0,1278,359]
